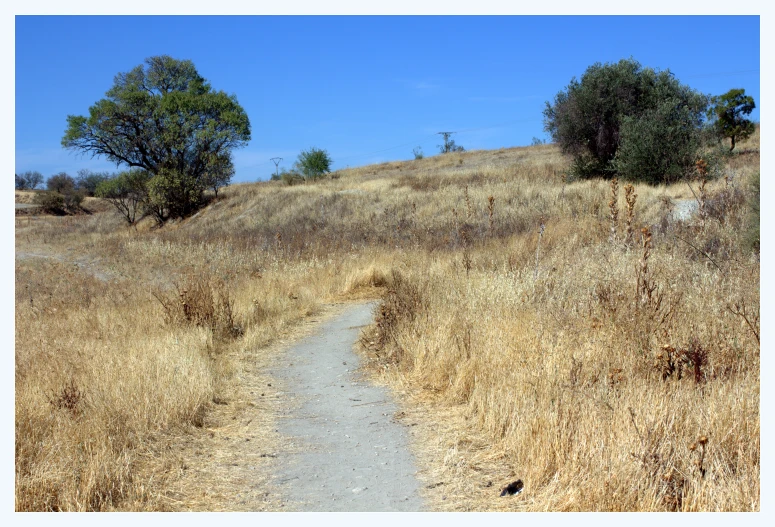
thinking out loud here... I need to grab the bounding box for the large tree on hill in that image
[62,55,251,221]
[543,58,708,183]
[708,88,756,151]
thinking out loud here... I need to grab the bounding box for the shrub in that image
[295,147,332,180]
[152,276,240,341]
[280,169,305,186]
[95,169,151,224]
[412,146,424,160]
[33,191,65,214]
[63,189,86,210]
[146,169,204,223]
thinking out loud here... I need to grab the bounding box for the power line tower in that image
[270,157,283,179]
[437,131,456,153]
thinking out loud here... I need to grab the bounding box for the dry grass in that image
[15,132,759,511]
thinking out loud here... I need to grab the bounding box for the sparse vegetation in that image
[16,130,759,511]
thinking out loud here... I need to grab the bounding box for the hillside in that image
[15,135,760,511]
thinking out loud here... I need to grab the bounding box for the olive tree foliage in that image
[612,99,707,184]
[294,147,332,180]
[16,171,44,190]
[62,55,250,221]
[95,169,152,225]
[708,88,756,151]
[543,58,708,183]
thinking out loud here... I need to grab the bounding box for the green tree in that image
[295,147,332,180]
[95,169,152,225]
[709,88,756,151]
[62,55,251,222]
[543,58,708,182]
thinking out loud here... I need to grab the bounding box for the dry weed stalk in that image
[487,196,495,237]
[624,184,637,246]
[460,225,472,278]
[609,177,619,243]
[275,232,284,252]
[637,226,655,305]
[695,159,709,228]
[689,435,709,479]
[534,217,545,281]
[727,299,760,345]
[464,185,473,220]
[698,178,708,228]
[560,172,567,201]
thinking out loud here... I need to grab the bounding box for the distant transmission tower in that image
[437,131,456,153]
[270,157,283,179]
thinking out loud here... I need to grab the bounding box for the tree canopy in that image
[295,147,332,180]
[62,55,250,220]
[708,88,756,151]
[15,171,43,190]
[543,58,708,183]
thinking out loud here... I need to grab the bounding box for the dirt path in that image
[268,302,426,511]
[163,301,426,511]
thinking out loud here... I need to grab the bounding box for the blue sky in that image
[15,15,760,183]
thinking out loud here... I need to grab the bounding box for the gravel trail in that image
[269,302,425,512]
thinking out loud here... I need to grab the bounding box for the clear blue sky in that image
[15,15,760,183]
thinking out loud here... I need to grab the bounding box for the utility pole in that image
[437,131,455,153]
[270,157,283,179]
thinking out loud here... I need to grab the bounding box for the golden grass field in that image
[15,129,759,511]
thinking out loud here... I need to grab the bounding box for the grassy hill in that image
[15,132,760,511]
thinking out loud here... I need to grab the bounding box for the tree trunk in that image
[730,135,736,151]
